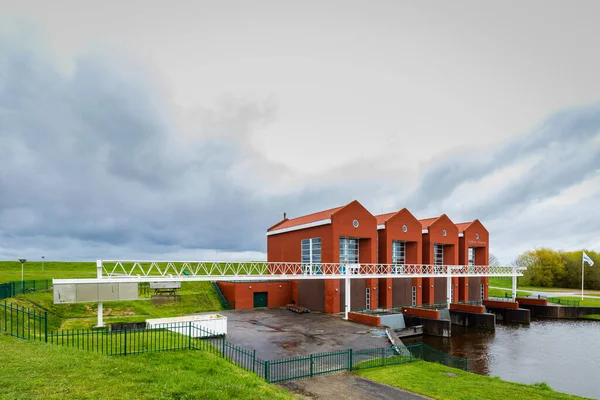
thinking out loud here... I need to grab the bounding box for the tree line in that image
[514,248,600,289]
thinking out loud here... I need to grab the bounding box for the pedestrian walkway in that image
[278,371,430,400]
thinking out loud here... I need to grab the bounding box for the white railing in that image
[96,260,525,279]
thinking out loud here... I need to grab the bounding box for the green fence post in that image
[381,347,385,367]
[188,322,192,349]
[124,328,127,356]
[221,334,225,357]
[310,354,314,377]
[348,349,353,371]
[44,311,48,343]
[252,350,256,373]
[265,360,270,383]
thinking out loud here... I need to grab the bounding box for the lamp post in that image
[42,256,45,272]
[19,259,27,292]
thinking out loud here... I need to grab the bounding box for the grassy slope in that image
[355,361,590,400]
[7,284,223,330]
[487,287,529,298]
[1,261,225,330]
[582,314,600,320]
[489,277,600,295]
[0,334,293,400]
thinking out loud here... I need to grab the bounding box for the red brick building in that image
[457,219,489,301]
[267,200,378,313]
[218,201,490,313]
[375,208,423,308]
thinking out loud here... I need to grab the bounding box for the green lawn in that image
[487,287,529,299]
[488,277,600,295]
[547,297,600,308]
[355,361,590,400]
[0,334,293,400]
[0,261,96,283]
[0,260,269,284]
[582,314,600,320]
[7,284,223,331]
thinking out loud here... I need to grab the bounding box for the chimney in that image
[283,212,287,220]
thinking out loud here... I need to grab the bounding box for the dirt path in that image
[277,372,430,400]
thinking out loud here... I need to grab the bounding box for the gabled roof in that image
[267,205,344,232]
[375,212,396,225]
[455,221,474,232]
[419,217,440,229]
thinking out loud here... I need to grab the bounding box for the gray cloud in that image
[1,33,599,264]
[405,102,600,220]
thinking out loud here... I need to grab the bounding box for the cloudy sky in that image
[1,1,599,264]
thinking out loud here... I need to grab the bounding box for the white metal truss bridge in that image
[52,260,526,326]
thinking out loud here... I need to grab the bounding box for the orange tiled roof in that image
[455,221,474,232]
[375,212,396,225]
[419,217,440,229]
[268,206,344,231]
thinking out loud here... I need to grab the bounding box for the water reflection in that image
[404,319,600,399]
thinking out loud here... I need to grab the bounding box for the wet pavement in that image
[278,372,430,400]
[200,308,390,359]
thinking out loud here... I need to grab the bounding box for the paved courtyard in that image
[200,308,390,359]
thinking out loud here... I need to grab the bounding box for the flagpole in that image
[581,253,585,301]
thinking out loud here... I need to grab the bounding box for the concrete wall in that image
[348,312,380,326]
[519,304,600,319]
[404,315,451,337]
[401,306,440,320]
[380,314,406,330]
[449,310,495,330]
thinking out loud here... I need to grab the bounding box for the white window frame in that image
[392,241,406,273]
[301,238,322,274]
[468,247,476,266]
[339,237,359,264]
[434,244,444,266]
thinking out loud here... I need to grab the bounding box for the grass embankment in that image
[0,261,96,283]
[489,277,600,295]
[1,261,225,330]
[0,260,268,283]
[582,314,600,320]
[549,297,600,307]
[487,287,529,299]
[0,334,292,400]
[8,282,223,330]
[355,361,590,400]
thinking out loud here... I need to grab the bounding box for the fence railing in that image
[1,301,467,383]
[545,297,581,307]
[351,302,451,315]
[0,280,53,300]
[211,282,234,310]
[1,302,48,342]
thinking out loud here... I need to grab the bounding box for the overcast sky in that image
[1,1,599,264]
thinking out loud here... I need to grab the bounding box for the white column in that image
[344,276,351,320]
[97,301,104,327]
[512,266,517,301]
[96,260,105,328]
[446,265,452,308]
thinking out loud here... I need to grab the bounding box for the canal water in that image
[403,319,600,399]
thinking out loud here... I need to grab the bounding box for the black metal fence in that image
[0,280,52,300]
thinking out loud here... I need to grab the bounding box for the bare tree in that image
[489,253,500,267]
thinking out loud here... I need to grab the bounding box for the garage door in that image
[253,292,268,308]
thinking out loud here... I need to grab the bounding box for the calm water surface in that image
[404,319,600,399]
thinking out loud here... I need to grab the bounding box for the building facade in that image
[217,200,490,313]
